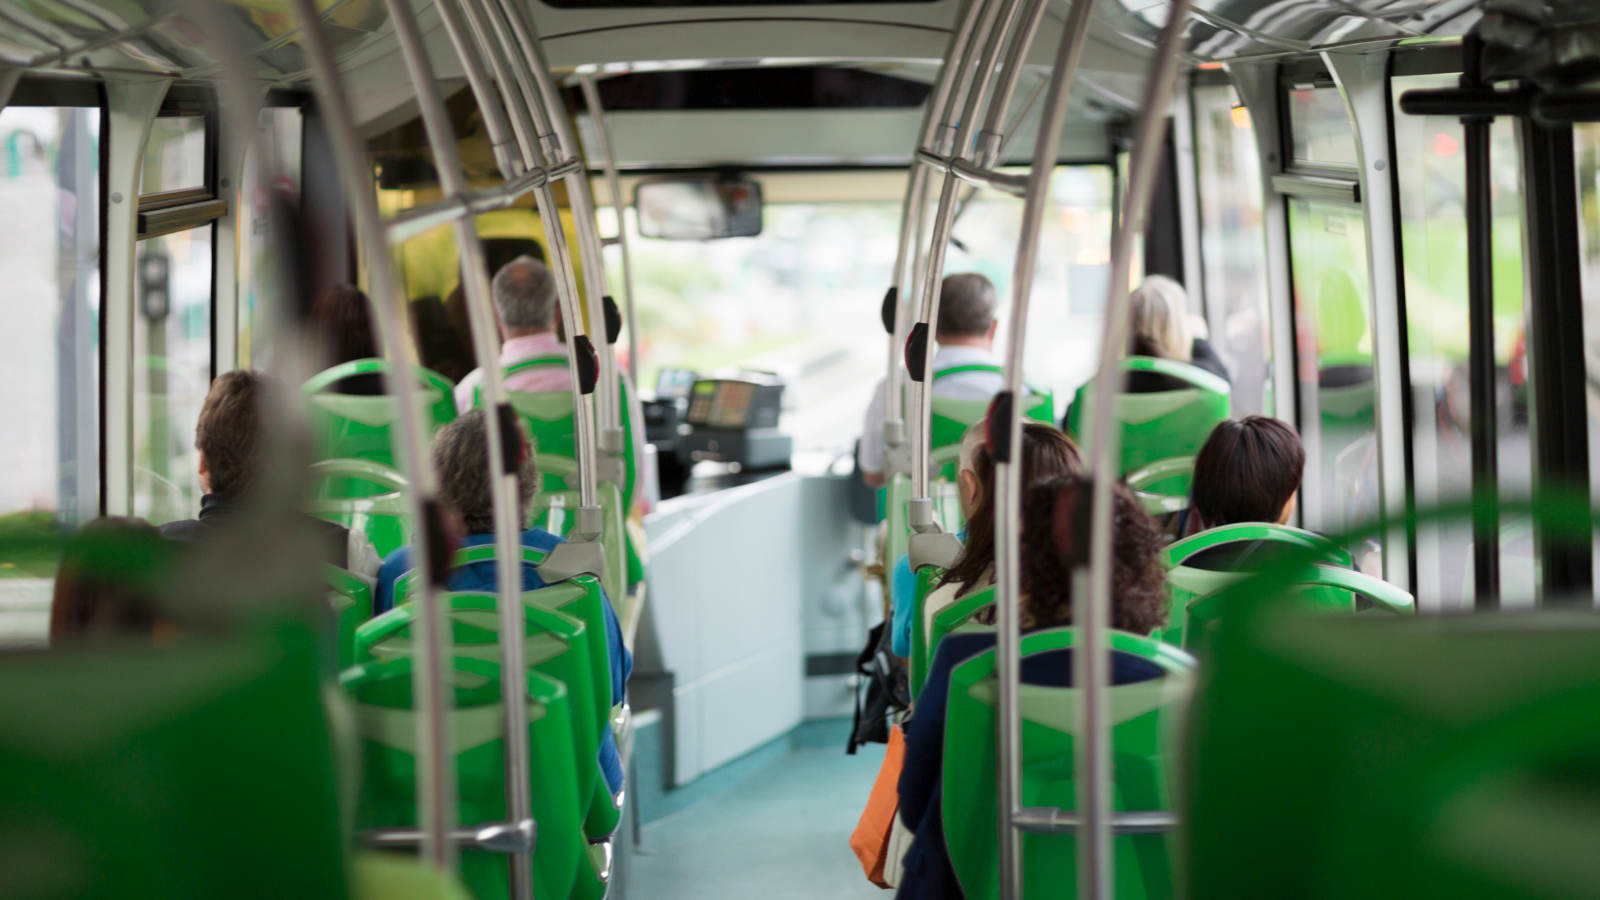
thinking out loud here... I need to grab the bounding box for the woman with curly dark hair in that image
[1009,474,1169,636]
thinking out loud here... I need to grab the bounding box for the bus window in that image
[1393,73,1532,610]
[0,106,100,612]
[1571,123,1600,599]
[238,107,303,370]
[1287,198,1373,534]
[1286,84,1360,169]
[1192,81,1271,417]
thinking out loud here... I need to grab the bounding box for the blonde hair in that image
[1127,274,1193,362]
[958,422,987,476]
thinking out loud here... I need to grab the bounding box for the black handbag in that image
[847,619,911,754]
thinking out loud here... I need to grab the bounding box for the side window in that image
[1393,72,1531,609]
[133,105,220,525]
[1280,73,1375,536]
[1192,80,1272,417]
[1572,124,1600,594]
[0,106,101,602]
[238,107,303,370]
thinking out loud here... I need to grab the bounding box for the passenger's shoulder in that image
[522,528,565,550]
[156,519,201,542]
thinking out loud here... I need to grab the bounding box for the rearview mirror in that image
[634,177,763,240]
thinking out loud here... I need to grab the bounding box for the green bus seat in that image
[327,563,375,669]
[304,359,457,478]
[942,628,1196,900]
[306,458,412,558]
[342,655,597,900]
[928,370,1054,481]
[909,565,951,698]
[1067,357,1230,477]
[354,588,614,840]
[1184,600,1600,900]
[919,584,999,695]
[0,621,345,900]
[1159,523,1352,648]
[1183,563,1414,656]
[1126,456,1194,517]
[480,372,640,508]
[351,850,476,900]
[395,568,622,839]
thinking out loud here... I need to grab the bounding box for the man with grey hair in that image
[372,409,632,796]
[858,272,1003,488]
[452,255,574,411]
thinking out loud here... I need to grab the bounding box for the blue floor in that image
[631,726,890,900]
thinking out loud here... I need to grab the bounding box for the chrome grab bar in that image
[363,818,537,854]
[1012,809,1178,836]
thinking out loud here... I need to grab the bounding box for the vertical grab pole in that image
[909,0,1009,517]
[288,0,459,871]
[1461,34,1500,608]
[384,1,541,896]
[1073,3,1192,900]
[487,0,626,461]
[991,0,1097,895]
[578,74,643,382]
[885,0,984,455]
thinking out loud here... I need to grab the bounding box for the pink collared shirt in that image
[453,332,574,412]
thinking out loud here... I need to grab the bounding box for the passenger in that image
[49,517,172,645]
[373,409,632,794]
[1127,274,1230,385]
[893,475,1169,897]
[1178,416,1310,570]
[902,421,1081,657]
[859,273,1003,489]
[309,283,384,395]
[451,256,573,413]
[159,370,382,577]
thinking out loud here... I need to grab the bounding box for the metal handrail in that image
[287,0,460,872]
[1012,809,1177,835]
[989,2,1197,899]
[384,159,583,244]
[579,73,643,383]
[379,0,539,894]
[363,819,538,853]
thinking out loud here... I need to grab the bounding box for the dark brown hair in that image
[1015,475,1169,636]
[49,517,169,644]
[310,283,378,365]
[196,370,269,500]
[432,409,539,535]
[945,422,1083,596]
[1191,416,1305,529]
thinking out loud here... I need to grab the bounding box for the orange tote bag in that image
[849,724,907,888]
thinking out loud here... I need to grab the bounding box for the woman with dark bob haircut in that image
[975,474,1169,636]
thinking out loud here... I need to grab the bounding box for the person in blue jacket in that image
[375,409,632,796]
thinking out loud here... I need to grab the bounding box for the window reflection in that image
[1287,86,1360,169]
[141,116,207,196]
[1394,73,1532,610]
[1193,82,1272,416]
[133,227,213,525]
[1570,123,1600,603]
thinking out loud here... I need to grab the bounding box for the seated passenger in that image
[893,475,1169,896]
[859,272,1003,489]
[374,409,631,793]
[452,256,573,413]
[159,370,381,577]
[50,517,172,645]
[1127,274,1230,388]
[310,283,384,395]
[1179,415,1309,569]
[901,421,1080,657]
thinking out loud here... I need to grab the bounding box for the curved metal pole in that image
[1007,2,1194,898]
[884,0,986,449]
[488,0,625,458]
[385,0,539,895]
[987,0,1100,893]
[457,0,540,168]
[978,0,1050,167]
[287,0,458,871]
[431,0,522,179]
[578,74,642,383]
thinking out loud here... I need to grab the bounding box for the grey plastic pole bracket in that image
[907,497,939,534]
[536,539,606,583]
[883,417,906,448]
[909,531,964,572]
[599,426,625,454]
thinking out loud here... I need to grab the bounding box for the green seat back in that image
[1183,563,1415,656]
[909,566,950,698]
[342,656,595,900]
[326,563,374,669]
[1126,456,1195,516]
[395,570,620,838]
[920,584,999,696]
[1067,357,1230,476]
[1159,524,1353,649]
[924,363,1053,482]
[481,368,639,507]
[354,589,617,840]
[942,628,1195,900]
[306,458,412,558]
[304,359,456,497]
[1184,601,1600,900]
[0,622,345,900]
